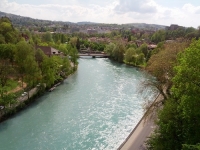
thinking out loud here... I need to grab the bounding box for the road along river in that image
[0,58,153,150]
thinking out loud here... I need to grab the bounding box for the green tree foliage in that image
[112,42,125,62]
[147,39,200,150]
[139,43,149,61]
[146,98,182,150]
[104,43,116,56]
[185,27,196,35]
[145,42,189,100]
[76,38,80,50]
[126,43,137,49]
[151,30,166,43]
[0,17,19,44]
[70,37,78,48]
[124,47,135,64]
[0,44,16,65]
[35,48,47,68]
[32,34,41,45]
[141,42,189,123]
[67,43,78,71]
[0,93,16,108]
[42,31,53,43]
[60,57,71,77]
[24,55,41,98]
[128,35,131,42]
[0,18,76,108]
[172,39,200,145]
[15,41,35,87]
[41,56,60,88]
[182,143,200,150]
[52,33,68,44]
[0,34,5,44]
[0,44,16,92]
[134,53,145,66]
[82,39,90,48]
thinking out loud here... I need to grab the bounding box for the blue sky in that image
[1,0,200,27]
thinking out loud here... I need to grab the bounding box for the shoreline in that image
[0,69,77,123]
[117,114,146,149]
[118,93,163,150]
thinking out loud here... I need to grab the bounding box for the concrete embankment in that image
[118,94,163,150]
[0,86,42,122]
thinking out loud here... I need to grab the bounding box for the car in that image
[22,92,27,96]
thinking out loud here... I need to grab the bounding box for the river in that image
[0,58,152,150]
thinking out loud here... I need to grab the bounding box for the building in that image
[87,29,98,34]
[35,46,63,57]
[166,24,182,30]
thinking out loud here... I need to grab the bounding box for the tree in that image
[24,55,41,98]
[68,45,78,71]
[0,44,16,96]
[146,98,183,150]
[139,44,149,61]
[42,32,53,43]
[141,42,189,121]
[124,47,135,64]
[0,34,5,44]
[112,42,125,62]
[15,41,35,87]
[134,53,145,65]
[0,17,19,44]
[58,44,68,55]
[35,48,47,68]
[151,30,166,43]
[76,38,80,50]
[104,43,116,56]
[0,93,16,109]
[172,39,200,145]
[70,37,78,48]
[182,143,200,150]
[41,57,54,88]
[60,57,71,77]
[146,39,200,150]
[128,35,131,42]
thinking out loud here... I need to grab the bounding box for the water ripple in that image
[0,59,153,150]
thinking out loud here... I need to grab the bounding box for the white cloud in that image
[182,3,200,14]
[0,0,200,27]
[0,0,117,23]
[115,0,157,14]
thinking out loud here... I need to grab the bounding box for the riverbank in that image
[0,85,43,123]
[0,58,148,149]
[0,62,78,123]
[118,93,164,150]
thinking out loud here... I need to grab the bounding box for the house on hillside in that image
[35,46,63,57]
[87,29,98,34]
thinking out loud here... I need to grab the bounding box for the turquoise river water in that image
[0,58,152,150]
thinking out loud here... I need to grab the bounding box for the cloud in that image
[182,3,200,14]
[115,0,157,14]
[0,0,200,27]
[0,0,116,23]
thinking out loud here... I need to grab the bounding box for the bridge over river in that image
[78,52,110,58]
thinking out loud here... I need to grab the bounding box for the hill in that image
[0,11,167,30]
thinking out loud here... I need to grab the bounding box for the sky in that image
[1,0,200,28]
